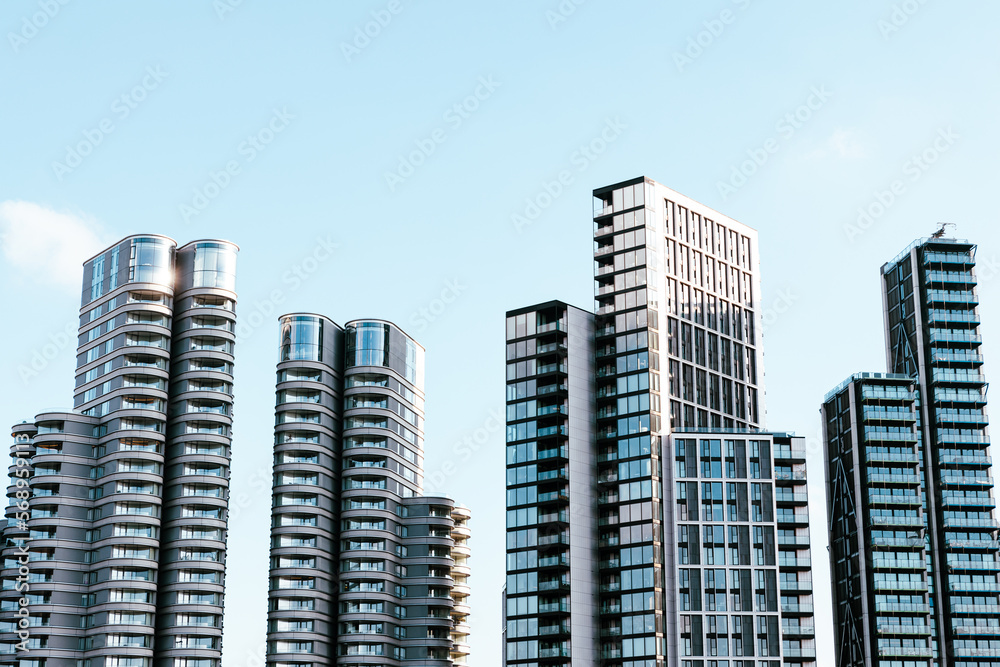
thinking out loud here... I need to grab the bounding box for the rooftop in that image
[823,372,914,402]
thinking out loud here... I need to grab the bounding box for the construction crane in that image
[932,222,956,238]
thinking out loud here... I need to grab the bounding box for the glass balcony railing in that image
[864,429,918,442]
[949,581,1000,593]
[952,647,1000,658]
[937,412,989,426]
[869,515,923,527]
[942,516,999,529]
[933,370,986,384]
[952,625,1000,636]
[871,557,926,570]
[872,536,924,549]
[872,579,928,592]
[923,251,974,265]
[927,310,980,325]
[946,538,1000,550]
[867,473,920,485]
[774,470,807,481]
[537,554,569,568]
[878,647,934,658]
[929,330,982,345]
[865,451,920,464]
[926,289,978,305]
[932,350,985,365]
[940,475,993,488]
[877,624,931,635]
[951,603,1000,615]
[874,601,930,613]
[926,270,977,285]
[868,494,921,506]
[946,559,1000,571]
[940,496,995,509]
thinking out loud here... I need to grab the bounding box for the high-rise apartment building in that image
[504,176,817,667]
[824,236,1000,666]
[0,235,239,667]
[265,314,471,667]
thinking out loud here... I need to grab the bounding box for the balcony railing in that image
[952,604,1000,615]
[869,515,924,528]
[874,602,930,613]
[925,270,977,285]
[942,516,999,529]
[946,559,1000,571]
[878,647,933,658]
[877,624,931,635]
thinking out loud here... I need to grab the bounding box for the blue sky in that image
[2,1,999,664]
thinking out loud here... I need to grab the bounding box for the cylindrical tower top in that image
[344,319,424,389]
[81,234,177,307]
[174,240,239,294]
[278,313,342,364]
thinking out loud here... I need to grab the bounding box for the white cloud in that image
[0,201,109,292]
[807,128,869,160]
[828,128,868,158]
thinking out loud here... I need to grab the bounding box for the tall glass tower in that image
[0,235,239,667]
[266,314,472,667]
[504,176,817,667]
[824,235,1000,666]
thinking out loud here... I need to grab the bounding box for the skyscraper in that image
[0,235,239,667]
[824,236,999,666]
[265,314,471,667]
[504,176,817,667]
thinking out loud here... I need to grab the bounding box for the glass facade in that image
[129,236,173,286]
[505,177,814,667]
[667,432,813,666]
[0,235,238,667]
[885,239,1000,664]
[346,321,423,386]
[267,315,470,667]
[824,237,1000,666]
[592,178,769,667]
[186,242,237,291]
[281,315,326,362]
[504,302,595,667]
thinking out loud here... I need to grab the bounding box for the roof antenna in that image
[932,222,956,239]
